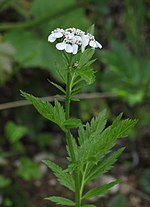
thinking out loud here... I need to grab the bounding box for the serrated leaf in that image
[85,148,125,184]
[46,196,75,206]
[77,114,137,166]
[42,160,75,192]
[78,109,107,145]
[48,80,66,94]
[20,90,66,130]
[83,179,122,199]
[64,118,81,129]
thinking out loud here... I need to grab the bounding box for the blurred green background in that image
[0,0,150,207]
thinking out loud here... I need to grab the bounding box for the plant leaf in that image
[20,90,66,130]
[45,196,75,206]
[64,118,81,129]
[77,66,96,85]
[83,179,122,199]
[70,97,80,102]
[85,147,125,184]
[42,160,75,192]
[48,80,66,94]
[77,114,137,165]
[78,109,107,145]
[78,49,95,68]
[5,121,28,143]
[82,205,96,207]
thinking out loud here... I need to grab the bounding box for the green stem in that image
[65,56,75,162]
[65,55,81,207]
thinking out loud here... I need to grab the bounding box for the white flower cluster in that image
[48,27,102,54]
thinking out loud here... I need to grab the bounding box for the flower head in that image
[48,27,102,54]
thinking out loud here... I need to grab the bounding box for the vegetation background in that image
[0,0,150,207]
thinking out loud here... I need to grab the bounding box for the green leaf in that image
[83,179,122,199]
[77,66,96,85]
[45,196,75,206]
[70,97,80,102]
[5,121,28,143]
[77,114,137,166]
[85,148,125,184]
[78,49,95,68]
[20,90,66,130]
[64,118,81,129]
[82,205,96,207]
[78,110,107,145]
[48,80,66,94]
[42,160,75,192]
[17,157,42,181]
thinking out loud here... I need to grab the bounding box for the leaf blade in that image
[45,196,75,206]
[83,179,122,199]
[85,147,125,184]
[20,90,66,130]
[42,159,75,192]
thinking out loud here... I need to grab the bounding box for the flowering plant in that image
[21,26,137,207]
[48,27,102,54]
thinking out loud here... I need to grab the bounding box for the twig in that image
[0,92,117,111]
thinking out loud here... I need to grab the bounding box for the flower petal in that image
[54,32,63,38]
[67,33,74,38]
[81,34,89,47]
[65,44,73,53]
[75,35,82,41]
[96,41,102,49]
[89,40,96,48]
[48,34,56,43]
[56,42,66,50]
[72,44,78,54]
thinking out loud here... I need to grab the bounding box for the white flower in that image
[81,34,90,52]
[56,42,66,50]
[56,42,79,54]
[48,27,102,54]
[48,28,64,43]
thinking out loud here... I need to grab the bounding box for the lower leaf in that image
[83,179,122,199]
[45,196,75,206]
